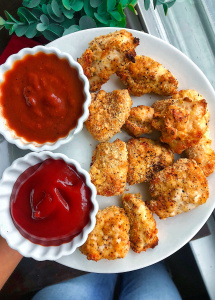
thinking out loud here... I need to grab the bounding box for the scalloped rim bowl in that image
[0,151,98,261]
[0,46,91,152]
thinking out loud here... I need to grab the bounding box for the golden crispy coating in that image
[123,105,154,137]
[77,30,139,92]
[90,139,128,196]
[173,89,203,101]
[122,193,158,253]
[85,90,132,142]
[116,55,178,96]
[184,130,215,177]
[80,206,130,261]
[173,89,210,120]
[152,98,209,154]
[127,138,174,185]
[148,159,209,219]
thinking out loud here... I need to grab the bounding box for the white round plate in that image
[3,28,215,273]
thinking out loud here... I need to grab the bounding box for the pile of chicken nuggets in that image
[77,29,215,261]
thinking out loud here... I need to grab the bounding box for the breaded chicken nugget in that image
[127,138,174,185]
[122,193,158,253]
[173,89,210,120]
[174,90,215,175]
[116,55,178,96]
[80,206,130,261]
[148,159,209,219]
[77,30,139,92]
[184,130,215,177]
[90,139,128,196]
[85,90,132,142]
[123,105,154,137]
[152,98,209,154]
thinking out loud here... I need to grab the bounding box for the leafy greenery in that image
[0,0,176,41]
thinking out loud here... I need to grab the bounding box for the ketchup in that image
[10,159,92,246]
[0,52,85,143]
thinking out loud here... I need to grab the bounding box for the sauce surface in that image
[0,52,85,143]
[10,159,92,246]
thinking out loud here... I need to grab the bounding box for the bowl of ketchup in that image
[0,46,91,151]
[0,151,98,261]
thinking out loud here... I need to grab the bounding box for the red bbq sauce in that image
[0,52,85,143]
[10,159,92,246]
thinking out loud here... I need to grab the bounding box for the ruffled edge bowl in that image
[0,151,98,261]
[0,46,91,152]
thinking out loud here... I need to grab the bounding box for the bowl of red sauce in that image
[0,151,98,260]
[0,46,91,151]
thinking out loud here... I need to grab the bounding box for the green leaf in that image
[94,12,109,24]
[40,14,49,25]
[120,0,128,7]
[32,8,43,18]
[61,18,76,28]
[71,0,84,12]
[17,7,38,23]
[47,23,64,36]
[51,0,62,18]
[23,0,41,8]
[42,4,48,14]
[166,0,176,8]
[43,29,59,41]
[5,23,13,30]
[0,25,4,30]
[97,0,107,14]
[15,24,29,36]
[62,0,72,10]
[118,17,126,27]
[128,4,136,14]
[109,10,122,21]
[9,24,16,35]
[153,0,158,8]
[4,11,18,23]
[61,6,74,19]
[79,15,96,29]
[84,0,95,17]
[37,22,47,31]
[163,3,168,15]
[117,3,125,15]
[0,17,5,25]
[129,0,137,5]
[90,0,102,8]
[47,3,64,22]
[25,22,38,38]
[63,24,80,36]
[144,0,150,10]
[107,0,116,11]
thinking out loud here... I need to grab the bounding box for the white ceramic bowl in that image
[0,46,91,152]
[0,151,98,261]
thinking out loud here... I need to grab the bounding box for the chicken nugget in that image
[152,97,209,154]
[78,30,139,92]
[123,105,154,137]
[116,55,178,96]
[184,129,215,177]
[122,193,158,253]
[148,158,209,219]
[80,206,130,261]
[127,138,174,185]
[85,90,132,142]
[173,89,210,120]
[90,139,128,196]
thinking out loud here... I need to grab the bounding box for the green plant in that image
[0,0,176,41]
[145,0,176,15]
